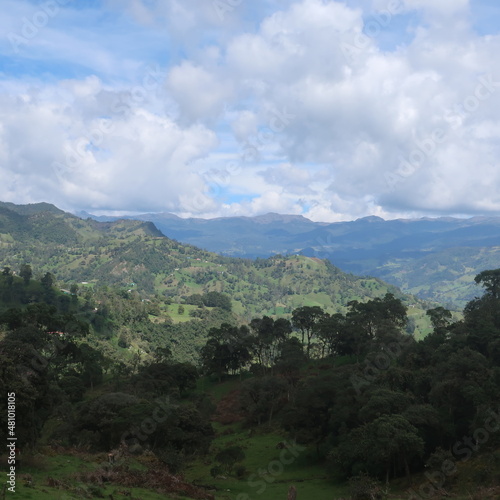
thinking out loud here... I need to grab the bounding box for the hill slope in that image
[0,202,432,333]
[82,210,500,308]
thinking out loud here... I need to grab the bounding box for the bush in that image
[215,446,245,475]
[349,473,387,500]
[235,465,247,479]
[210,465,223,478]
[155,447,185,474]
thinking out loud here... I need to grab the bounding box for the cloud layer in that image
[1,0,500,221]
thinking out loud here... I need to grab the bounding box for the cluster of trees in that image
[184,291,232,311]
[0,274,215,473]
[199,272,500,488]
[0,266,64,309]
[200,293,407,378]
[4,259,500,492]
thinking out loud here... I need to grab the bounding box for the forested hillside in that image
[90,208,500,309]
[0,202,434,337]
[1,266,500,499]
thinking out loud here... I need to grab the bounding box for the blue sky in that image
[1,0,500,221]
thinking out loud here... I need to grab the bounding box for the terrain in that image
[1,268,500,499]
[1,201,500,499]
[0,202,435,351]
[81,209,500,309]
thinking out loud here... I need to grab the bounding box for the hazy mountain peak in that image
[354,216,385,223]
[250,213,313,224]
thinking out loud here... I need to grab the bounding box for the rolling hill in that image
[0,201,433,335]
[80,209,500,309]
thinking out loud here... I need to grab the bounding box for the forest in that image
[1,263,500,499]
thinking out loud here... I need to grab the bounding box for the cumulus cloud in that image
[0,78,217,212]
[167,62,233,124]
[2,0,500,220]
[207,0,500,219]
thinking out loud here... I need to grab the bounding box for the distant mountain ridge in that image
[0,202,433,335]
[78,209,500,308]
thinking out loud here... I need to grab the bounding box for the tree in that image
[239,376,288,425]
[274,338,306,385]
[274,318,292,342]
[76,392,141,450]
[249,316,276,367]
[316,313,349,357]
[1,267,13,287]
[282,370,341,453]
[291,306,328,358]
[153,346,172,363]
[200,323,252,379]
[335,414,424,482]
[202,291,232,311]
[41,272,54,289]
[347,293,407,339]
[152,403,214,471]
[19,264,32,285]
[427,307,452,331]
[358,388,414,423]
[474,269,500,298]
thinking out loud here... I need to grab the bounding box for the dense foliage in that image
[1,207,499,498]
[0,202,433,331]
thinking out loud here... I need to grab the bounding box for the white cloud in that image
[2,0,500,221]
[0,78,217,212]
[230,110,259,142]
[167,62,233,124]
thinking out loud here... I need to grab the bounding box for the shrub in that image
[349,473,387,500]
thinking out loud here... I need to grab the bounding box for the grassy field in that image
[0,453,193,500]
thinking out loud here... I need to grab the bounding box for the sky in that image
[1,0,500,222]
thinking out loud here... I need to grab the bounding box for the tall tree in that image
[474,269,500,298]
[19,264,32,285]
[291,306,327,358]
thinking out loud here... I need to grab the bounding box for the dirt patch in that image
[213,389,244,425]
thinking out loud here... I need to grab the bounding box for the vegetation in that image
[1,202,500,499]
[97,207,500,310]
[0,203,436,353]
[1,263,500,498]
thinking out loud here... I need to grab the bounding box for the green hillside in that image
[0,208,497,500]
[0,202,434,338]
[373,246,500,309]
[1,269,500,499]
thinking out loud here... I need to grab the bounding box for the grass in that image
[166,303,202,323]
[4,371,499,500]
[0,453,194,500]
[184,427,351,500]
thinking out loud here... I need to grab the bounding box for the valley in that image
[1,202,499,500]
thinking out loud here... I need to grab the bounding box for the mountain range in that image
[78,210,500,309]
[0,201,433,333]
